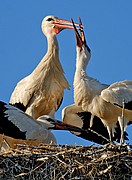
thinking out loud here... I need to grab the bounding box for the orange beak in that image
[71,17,89,51]
[48,119,83,132]
[53,17,81,34]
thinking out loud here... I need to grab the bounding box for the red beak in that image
[55,18,80,29]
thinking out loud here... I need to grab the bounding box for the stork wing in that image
[101,80,132,109]
[62,104,129,144]
[76,112,110,144]
[10,75,36,110]
[77,112,128,143]
[0,101,40,139]
[62,104,109,144]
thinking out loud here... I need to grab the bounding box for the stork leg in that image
[90,115,94,128]
[118,116,125,144]
[107,126,113,143]
[101,119,113,143]
[118,100,125,144]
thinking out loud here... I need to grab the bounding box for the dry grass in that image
[0,142,131,180]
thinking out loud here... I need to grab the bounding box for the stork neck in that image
[44,34,64,72]
[75,57,88,74]
[33,34,63,73]
[46,34,59,56]
[75,48,90,73]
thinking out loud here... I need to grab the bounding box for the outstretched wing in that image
[77,112,128,144]
[0,101,40,139]
[63,104,112,144]
[62,104,129,144]
[101,80,132,110]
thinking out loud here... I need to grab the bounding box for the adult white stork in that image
[10,15,79,119]
[64,18,132,144]
[0,101,91,145]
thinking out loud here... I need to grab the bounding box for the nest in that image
[0,143,131,179]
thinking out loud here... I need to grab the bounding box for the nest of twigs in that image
[0,143,131,180]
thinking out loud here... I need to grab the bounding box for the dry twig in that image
[0,143,131,179]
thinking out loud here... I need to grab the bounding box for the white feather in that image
[4,104,56,143]
[101,80,132,106]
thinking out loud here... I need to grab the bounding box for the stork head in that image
[41,15,79,36]
[71,17,91,67]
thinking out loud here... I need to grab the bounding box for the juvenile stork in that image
[10,16,79,119]
[0,101,90,145]
[64,18,132,144]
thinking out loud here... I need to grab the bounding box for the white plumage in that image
[63,18,132,144]
[0,101,57,144]
[10,16,79,119]
[0,101,93,146]
[101,80,132,106]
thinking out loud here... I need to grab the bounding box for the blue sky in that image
[0,1,131,145]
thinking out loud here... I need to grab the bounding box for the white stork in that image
[10,15,79,119]
[63,18,132,144]
[0,101,92,145]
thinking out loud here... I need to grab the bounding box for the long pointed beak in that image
[71,18,83,48]
[48,119,83,133]
[54,18,80,30]
[78,17,87,46]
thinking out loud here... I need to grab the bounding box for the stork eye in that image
[46,18,54,21]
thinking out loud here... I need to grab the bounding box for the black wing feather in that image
[0,101,26,139]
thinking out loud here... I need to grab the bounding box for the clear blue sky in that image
[0,1,131,145]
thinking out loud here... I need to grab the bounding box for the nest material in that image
[0,143,131,180]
